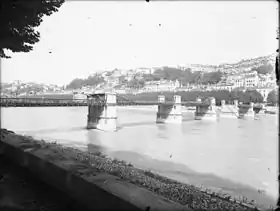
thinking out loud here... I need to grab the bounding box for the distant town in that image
[1,53,278,103]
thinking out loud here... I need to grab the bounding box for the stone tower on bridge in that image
[87,93,117,131]
[156,95,183,124]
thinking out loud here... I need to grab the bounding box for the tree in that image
[66,75,105,90]
[203,71,223,84]
[0,0,65,58]
[118,75,127,84]
[127,79,145,89]
[66,78,84,90]
[267,90,278,105]
[252,64,273,74]
[145,67,223,85]
[84,76,105,86]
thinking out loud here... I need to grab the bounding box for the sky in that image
[1,1,279,85]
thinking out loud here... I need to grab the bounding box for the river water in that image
[1,106,278,206]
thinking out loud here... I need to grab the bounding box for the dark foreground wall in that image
[0,130,189,211]
[0,156,93,211]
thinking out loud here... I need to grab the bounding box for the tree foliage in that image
[67,75,105,90]
[0,0,65,58]
[266,90,278,105]
[142,67,222,85]
[252,63,274,75]
[127,79,145,89]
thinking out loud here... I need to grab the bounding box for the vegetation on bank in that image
[7,89,279,105]
[1,129,273,211]
[120,90,265,104]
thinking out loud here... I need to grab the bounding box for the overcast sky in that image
[2,1,278,85]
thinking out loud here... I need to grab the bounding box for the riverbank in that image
[0,128,273,210]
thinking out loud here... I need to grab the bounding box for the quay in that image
[0,129,263,211]
[0,129,188,211]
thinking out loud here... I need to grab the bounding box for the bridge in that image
[1,93,264,131]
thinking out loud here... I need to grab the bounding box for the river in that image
[1,106,278,207]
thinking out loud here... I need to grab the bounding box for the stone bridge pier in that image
[156,95,182,124]
[234,99,239,108]
[87,93,117,131]
[219,100,238,118]
[238,102,255,119]
[194,97,217,120]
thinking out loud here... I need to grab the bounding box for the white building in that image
[143,80,180,92]
[105,76,120,87]
[244,75,259,87]
[135,68,154,75]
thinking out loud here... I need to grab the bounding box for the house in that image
[143,80,180,92]
[135,68,154,75]
[105,76,119,87]
[244,75,259,87]
[124,71,135,81]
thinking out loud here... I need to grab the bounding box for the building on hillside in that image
[245,70,258,77]
[226,71,258,88]
[226,73,241,84]
[211,84,234,91]
[133,74,143,80]
[258,74,275,87]
[101,71,109,78]
[124,72,135,81]
[113,88,126,94]
[200,66,217,72]
[143,80,180,92]
[244,75,259,87]
[105,76,119,87]
[135,68,154,75]
[258,76,266,87]
[233,77,245,88]
[111,69,123,78]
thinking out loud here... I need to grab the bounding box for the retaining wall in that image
[0,131,189,211]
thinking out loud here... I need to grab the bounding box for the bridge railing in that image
[0,97,88,105]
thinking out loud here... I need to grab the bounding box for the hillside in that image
[1,53,276,93]
[216,53,276,73]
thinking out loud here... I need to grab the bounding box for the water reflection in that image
[121,121,156,128]
[16,126,86,135]
[156,124,169,140]
[86,130,101,146]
